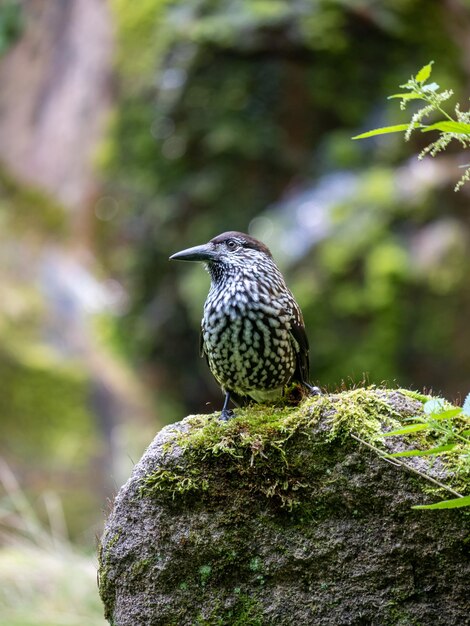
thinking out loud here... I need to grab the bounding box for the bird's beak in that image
[169,242,216,262]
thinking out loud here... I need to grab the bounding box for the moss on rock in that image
[140,387,465,510]
[99,388,470,625]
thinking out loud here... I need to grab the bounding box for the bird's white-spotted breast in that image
[202,250,298,400]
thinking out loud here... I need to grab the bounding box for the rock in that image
[98,388,469,625]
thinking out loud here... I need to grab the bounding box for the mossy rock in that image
[98,388,469,625]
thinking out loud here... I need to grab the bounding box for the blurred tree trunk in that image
[0,0,114,245]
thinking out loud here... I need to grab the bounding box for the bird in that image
[170,231,320,420]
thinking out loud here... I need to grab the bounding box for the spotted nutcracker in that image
[170,231,320,419]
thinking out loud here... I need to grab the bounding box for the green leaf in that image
[422,121,470,134]
[383,407,463,438]
[381,423,429,436]
[352,124,418,140]
[384,444,456,458]
[388,93,424,101]
[427,408,463,421]
[415,61,434,83]
[412,495,470,510]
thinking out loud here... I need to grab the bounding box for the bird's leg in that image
[302,381,322,396]
[220,391,234,421]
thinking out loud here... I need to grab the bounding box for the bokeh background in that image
[1,1,470,623]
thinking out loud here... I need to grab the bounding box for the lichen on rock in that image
[98,387,470,625]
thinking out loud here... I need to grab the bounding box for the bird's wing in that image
[199,327,206,358]
[289,309,310,385]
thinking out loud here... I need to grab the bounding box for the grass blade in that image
[422,121,470,134]
[352,124,417,140]
[388,93,423,100]
[384,444,456,458]
[426,408,463,420]
[381,423,429,436]
[412,495,470,510]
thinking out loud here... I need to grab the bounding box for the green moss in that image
[320,387,403,442]
[98,530,122,621]
[248,557,262,572]
[140,467,210,499]
[131,558,153,580]
[102,387,470,624]
[384,600,424,626]
[195,594,263,626]
[140,387,468,511]
[198,564,212,586]
[400,389,431,403]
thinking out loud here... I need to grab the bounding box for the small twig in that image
[350,434,464,499]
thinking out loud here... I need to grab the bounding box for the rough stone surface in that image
[98,391,470,625]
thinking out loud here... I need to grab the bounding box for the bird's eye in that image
[225,239,238,251]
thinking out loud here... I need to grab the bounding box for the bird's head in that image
[170,231,273,280]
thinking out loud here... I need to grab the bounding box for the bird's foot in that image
[303,383,322,396]
[219,408,234,421]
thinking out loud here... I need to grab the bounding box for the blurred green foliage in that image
[0,173,90,465]
[0,0,22,56]
[0,348,92,462]
[0,172,100,538]
[0,166,66,236]
[103,0,469,420]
